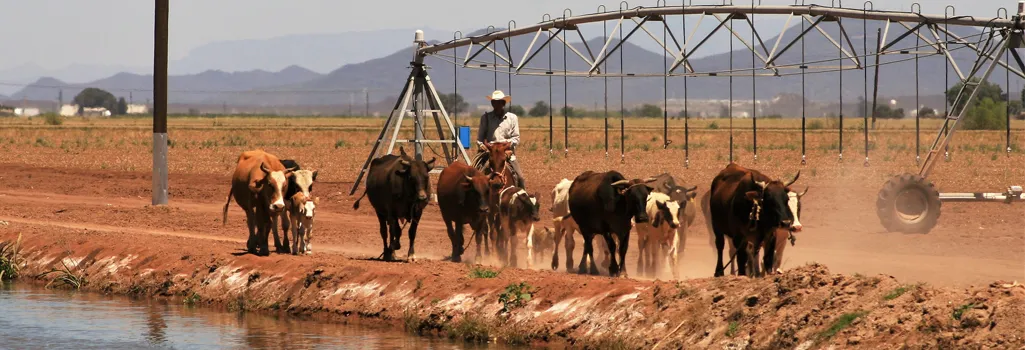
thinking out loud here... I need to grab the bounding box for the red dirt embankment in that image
[3,224,1023,349]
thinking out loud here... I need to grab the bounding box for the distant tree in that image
[72,87,117,112]
[946,78,1002,112]
[636,104,663,118]
[918,107,937,118]
[528,101,549,117]
[718,105,730,118]
[116,97,128,115]
[507,104,526,116]
[560,106,576,117]
[1008,100,1023,116]
[874,105,905,119]
[963,98,1007,130]
[677,109,690,118]
[187,108,200,115]
[439,93,469,115]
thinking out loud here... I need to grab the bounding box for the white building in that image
[14,107,40,117]
[126,104,148,114]
[60,104,79,117]
[82,107,111,117]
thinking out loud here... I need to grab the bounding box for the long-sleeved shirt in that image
[476,111,520,147]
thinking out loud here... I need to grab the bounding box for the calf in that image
[353,147,436,261]
[527,227,557,269]
[568,171,655,277]
[222,150,296,256]
[635,192,683,279]
[437,161,501,263]
[286,192,319,255]
[494,185,540,267]
[277,162,318,254]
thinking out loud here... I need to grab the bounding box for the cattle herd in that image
[223,142,808,279]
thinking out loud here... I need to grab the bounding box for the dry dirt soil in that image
[0,118,1023,348]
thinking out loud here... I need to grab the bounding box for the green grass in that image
[0,234,24,281]
[38,259,87,290]
[819,311,867,340]
[183,292,201,306]
[498,282,534,314]
[883,286,910,301]
[448,314,491,343]
[953,303,977,321]
[468,266,499,279]
[725,321,740,338]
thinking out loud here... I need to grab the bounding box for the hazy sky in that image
[0,0,1015,70]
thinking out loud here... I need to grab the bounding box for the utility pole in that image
[58,90,63,114]
[364,88,369,116]
[152,0,169,205]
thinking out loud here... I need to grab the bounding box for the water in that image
[0,282,497,349]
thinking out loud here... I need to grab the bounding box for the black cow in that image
[568,171,655,277]
[707,163,800,277]
[353,147,436,261]
[437,161,501,263]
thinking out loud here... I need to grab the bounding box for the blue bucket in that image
[458,126,471,149]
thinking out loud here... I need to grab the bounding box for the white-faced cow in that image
[549,178,580,271]
[568,171,655,277]
[493,185,540,267]
[277,159,319,255]
[635,192,683,279]
[353,147,436,261]
[222,150,296,256]
[702,185,807,275]
[437,161,502,263]
[286,192,319,255]
[707,163,801,277]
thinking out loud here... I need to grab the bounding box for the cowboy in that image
[477,90,525,189]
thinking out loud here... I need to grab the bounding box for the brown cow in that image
[707,163,800,277]
[353,147,436,261]
[222,150,296,256]
[437,161,502,263]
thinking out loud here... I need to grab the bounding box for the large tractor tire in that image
[876,173,941,233]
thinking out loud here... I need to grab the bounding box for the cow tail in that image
[353,190,368,210]
[222,190,233,226]
[701,191,715,247]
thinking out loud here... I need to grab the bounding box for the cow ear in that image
[399,146,408,157]
[745,191,760,202]
[260,162,272,174]
[688,191,698,200]
[504,149,513,157]
[311,170,319,182]
[313,197,320,205]
[426,157,437,169]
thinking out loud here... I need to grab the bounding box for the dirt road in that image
[1,163,1021,287]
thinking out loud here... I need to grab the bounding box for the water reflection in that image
[0,282,505,349]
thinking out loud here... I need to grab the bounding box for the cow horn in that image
[643,177,658,183]
[684,185,698,192]
[754,181,767,189]
[611,180,631,187]
[400,159,411,167]
[785,170,801,187]
[798,186,809,197]
[464,174,474,182]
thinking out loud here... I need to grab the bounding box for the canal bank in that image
[2,224,1023,349]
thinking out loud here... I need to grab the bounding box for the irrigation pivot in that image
[349,3,1025,233]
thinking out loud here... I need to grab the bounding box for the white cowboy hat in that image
[487,90,512,103]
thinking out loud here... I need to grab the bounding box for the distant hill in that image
[0,63,147,95]
[170,28,453,75]
[208,21,996,114]
[10,66,324,103]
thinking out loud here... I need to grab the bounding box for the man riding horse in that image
[474,90,526,189]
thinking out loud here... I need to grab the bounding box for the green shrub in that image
[468,266,499,279]
[44,114,64,126]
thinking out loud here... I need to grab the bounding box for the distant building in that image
[60,104,79,117]
[82,107,111,117]
[126,104,148,114]
[14,107,40,117]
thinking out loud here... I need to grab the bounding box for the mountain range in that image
[5,21,1010,114]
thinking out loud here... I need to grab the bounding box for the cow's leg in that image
[551,218,563,271]
[773,230,787,274]
[762,234,777,277]
[271,212,287,254]
[244,210,258,254]
[671,228,684,280]
[257,215,272,256]
[602,233,621,277]
[564,227,576,272]
[728,240,738,276]
[636,233,646,278]
[713,228,726,277]
[472,219,485,263]
[407,215,421,262]
[387,216,403,261]
[280,210,291,251]
[526,223,534,269]
[576,231,595,275]
[290,212,300,255]
[376,212,391,261]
